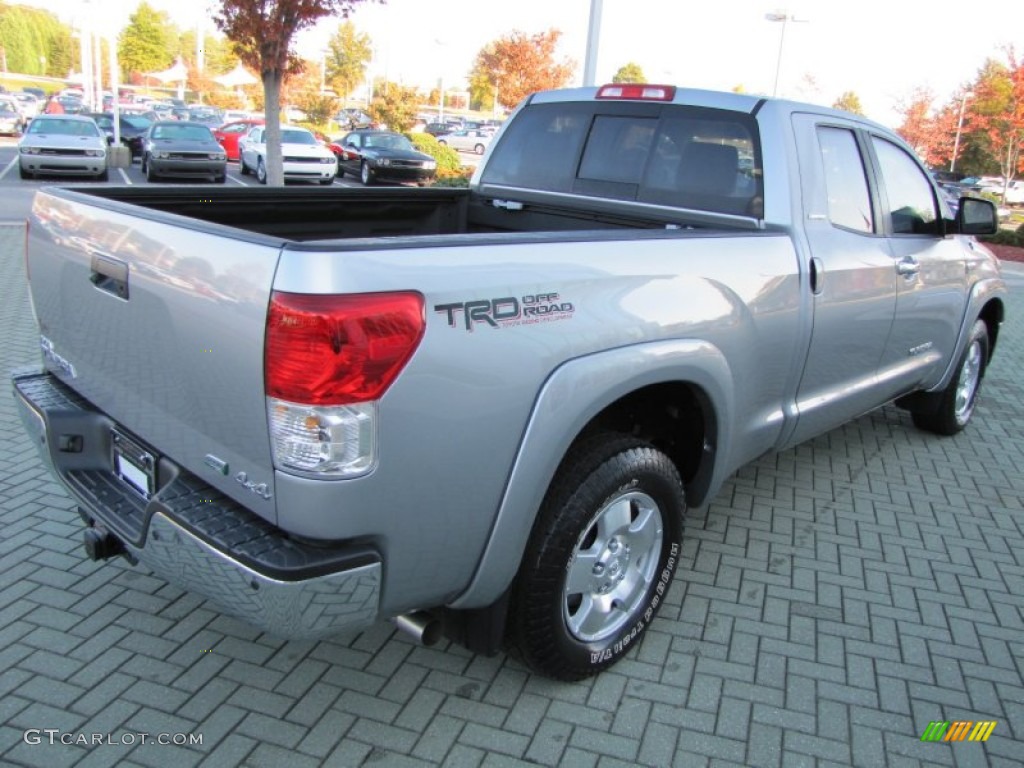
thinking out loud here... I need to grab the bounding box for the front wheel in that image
[510,435,684,680]
[239,155,249,175]
[912,319,989,435]
[256,158,267,185]
[474,144,485,155]
[360,161,374,185]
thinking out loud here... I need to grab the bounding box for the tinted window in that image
[480,102,590,192]
[817,127,874,233]
[872,137,939,235]
[481,102,762,216]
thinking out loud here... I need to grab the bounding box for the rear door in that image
[787,115,896,444]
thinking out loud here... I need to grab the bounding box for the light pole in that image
[765,10,807,98]
[950,90,973,173]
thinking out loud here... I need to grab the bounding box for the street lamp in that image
[950,90,973,173]
[765,10,807,98]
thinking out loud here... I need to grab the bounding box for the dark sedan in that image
[84,112,154,159]
[140,121,227,183]
[329,130,437,185]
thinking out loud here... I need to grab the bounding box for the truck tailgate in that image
[26,189,282,524]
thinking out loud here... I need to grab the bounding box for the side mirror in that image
[956,197,998,236]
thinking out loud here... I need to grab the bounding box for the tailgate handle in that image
[90,255,129,300]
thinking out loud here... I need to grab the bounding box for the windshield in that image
[123,115,152,130]
[364,134,413,151]
[281,130,318,145]
[28,118,101,137]
[151,124,215,141]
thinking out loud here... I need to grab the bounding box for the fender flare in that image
[449,338,735,610]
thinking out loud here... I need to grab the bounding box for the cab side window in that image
[816,126,874,234]
[872,137,940,235]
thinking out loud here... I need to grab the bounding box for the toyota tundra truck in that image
[11,84,1005,680]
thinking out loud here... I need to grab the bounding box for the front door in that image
[869,135,968,397]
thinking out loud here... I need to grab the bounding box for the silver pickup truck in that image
[12,84,1005,680]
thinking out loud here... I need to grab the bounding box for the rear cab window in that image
[480,101,763,219]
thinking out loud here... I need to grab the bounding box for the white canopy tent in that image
[213,62,258,89]
[147,58,189,100]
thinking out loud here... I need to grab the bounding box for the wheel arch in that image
[448,339,733,612]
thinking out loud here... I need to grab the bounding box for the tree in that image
[964,50,1024,192]
[214,0,377,186]
[470,29,575,110]
[832,91,864,115]
[611,62,646,84]
[119,2,176,81]
[325,20,372,101]
[368,81,419,133]
[895,88,938,158]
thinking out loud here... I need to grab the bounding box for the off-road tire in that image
[510,434,684,680]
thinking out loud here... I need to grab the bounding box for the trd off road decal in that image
[434,292,575,331]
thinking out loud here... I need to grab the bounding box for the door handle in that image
[896,258,920,278]
[90,254,129,300]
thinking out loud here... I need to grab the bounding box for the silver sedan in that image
[18,115,108,181]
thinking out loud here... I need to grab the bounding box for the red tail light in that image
[266,291,425,405]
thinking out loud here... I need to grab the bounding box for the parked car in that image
[84,112,154,159]
[220,110,251,124]
[55,95,86,114]
[187,107,224,126]
[436,128,493,155]
[17,114,107,180]
[334,108,376,130]
[21,86,46,100]
[1002,180,1024,205]
[213,118,265,161]
[238,124,336,185]
[13,92,40,121]
[0,102,25,135]
[140,120,227,183]
[423,121,453,137]
[330,130,437,185]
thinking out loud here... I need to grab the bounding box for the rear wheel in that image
[510,434,684,680]
[475,143,485,155]
[912,319,989,435]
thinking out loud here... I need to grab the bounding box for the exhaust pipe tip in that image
[392,611,443,646]
[84,527,125,561]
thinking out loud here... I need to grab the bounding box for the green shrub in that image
[408,132,462,175]
[981,229,1022,247]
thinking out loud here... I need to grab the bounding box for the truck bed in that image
[53,185,758,243]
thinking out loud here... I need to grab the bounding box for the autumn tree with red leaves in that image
[963,50,1024,194]
[213,0,377,185]
[470,30,575,111]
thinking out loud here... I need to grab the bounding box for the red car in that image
[213,119,264,161]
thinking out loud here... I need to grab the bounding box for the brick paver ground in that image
[1,222,1022,767]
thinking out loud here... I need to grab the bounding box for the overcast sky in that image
[18,0,1024,128]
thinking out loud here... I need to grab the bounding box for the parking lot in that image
[0,184,1022,765]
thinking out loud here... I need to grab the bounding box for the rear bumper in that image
[12,368,381,639]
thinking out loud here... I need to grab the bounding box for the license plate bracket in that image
[111,429,156,499]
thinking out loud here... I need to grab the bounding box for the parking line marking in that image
[0,156,17,180]
[228,175,248,186]
[117,167,133,185]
